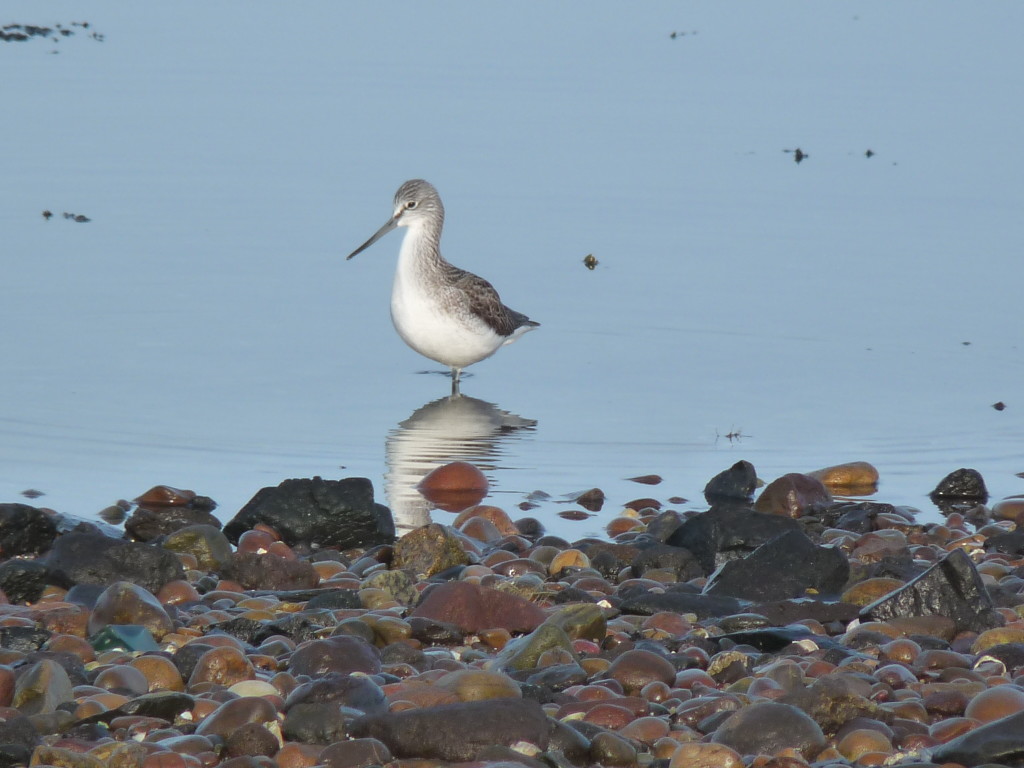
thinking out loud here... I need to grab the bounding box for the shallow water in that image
[2,3,1023,539]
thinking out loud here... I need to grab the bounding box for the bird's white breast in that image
[389,231,506,369]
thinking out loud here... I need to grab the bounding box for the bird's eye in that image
[405,201,418,210]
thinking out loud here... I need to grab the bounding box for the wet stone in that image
[754,473,833,518]
[288,636,381,677]
[619,588,741,619]
[162,524,233,572]
[224,476,395,549]
[411,580,546,634]
[194,696,279,740]
[12,659,74,715]
[125,505,221,542]
[704,460,758,502]
[226,551,319,591]
[0,503,58,557]
[0,559,49,604]
[391,523,470,577]
[45,531,185,592]
[703,529,849,601]
[666,504,801,574]
[931,467,989,500]
[860,548,1004,633]
[319,737,392,768]
[349,697,550,761]
[87,581,175,640]
[711,701,826,758]
[931,708,1024,766]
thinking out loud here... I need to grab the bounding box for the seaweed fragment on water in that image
[1,21,104,44]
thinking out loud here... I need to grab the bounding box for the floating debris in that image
[785,147,809,164]
[627,474,662,485]
[62,211,91,222]
[1,21,103,44]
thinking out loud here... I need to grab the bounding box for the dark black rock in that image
[0,559,49,603]
[780,672,884,734]
[226,552,318,591]
[288,635,382,677]
[263,614,329,644]
[0,709,40,755]
[224,722,279,759]
[931,467,988,499]
[172,642,215,681]
[860,548,1004,633]
[44,531,184,592]
[64,583,105,608]
[349,698,550,761]
[820,501,900,533]
[618,589,741,619]
[665,504,800,574]
[931,709,1024,766]
[549,586,598,605]
[0,744,32,768]
[521,662,588,690]
[704,460,758,502]
[985,529,1024,556]
[223,476,394,549]
[644,510,685,542]
[703,529,849,601]
[380,642,427,670]
[631,543,703,581]
[407,616,465,645]
[124,505,221,542]
[304,589,363,610]
[71,691,195,726]
[284,672,387,715]
[0,503,57,556]
[748,599,861,628]
[208,617,267,645]
[0,626,51,652]
[975,643,1024,676]
[714,625,847,654]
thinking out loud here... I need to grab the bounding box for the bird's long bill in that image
[346,216,398,260]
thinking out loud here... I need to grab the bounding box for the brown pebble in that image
[188,646,255,688]
[607,649,677,695]
[224,722,279,758]
[927,715,979,743]
[417,461,488,512]
[837,728,892,761]
[807,461,879,493]
[275,742,325,768]
[134,485,198,507]
[963,684,1024,722]
[131,655,185,692]
[669,742,744,768]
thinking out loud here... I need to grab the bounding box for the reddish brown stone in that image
[754,473,832,517]
[607,649,677,695]
[410,581,546,634]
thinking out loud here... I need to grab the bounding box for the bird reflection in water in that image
[385,393,536,533]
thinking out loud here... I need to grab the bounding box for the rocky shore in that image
[2,462,1024,768]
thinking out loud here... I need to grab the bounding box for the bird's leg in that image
[450,367,462,397]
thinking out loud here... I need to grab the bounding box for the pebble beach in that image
[3,460,1024,768]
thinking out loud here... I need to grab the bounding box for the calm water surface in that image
[3,3,1022,539]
